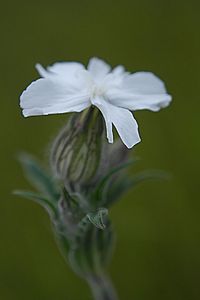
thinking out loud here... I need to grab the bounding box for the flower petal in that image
[123,72,167,93]
[36,62,84,77]
[112,65,126,76]
[107,72,172,111]
[47,62,85,76]
[87,57,111,81]
[35,63,86,89]
[92,97,141,148]
[110,105,141,149]
[92,97,113,143]
[20,78,90,117]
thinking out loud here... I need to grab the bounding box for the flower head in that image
[20,57,172,148]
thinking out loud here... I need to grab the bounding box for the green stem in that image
[57,234,118,300]
[87,272,118,300]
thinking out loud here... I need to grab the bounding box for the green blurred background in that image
[1,0,200,299]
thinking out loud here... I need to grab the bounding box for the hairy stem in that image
[87,273,118,300]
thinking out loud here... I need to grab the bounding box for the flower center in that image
[91,84,106,99]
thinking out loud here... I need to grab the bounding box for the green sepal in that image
[50,109,103,189]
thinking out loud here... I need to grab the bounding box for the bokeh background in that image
[1,0,200,299]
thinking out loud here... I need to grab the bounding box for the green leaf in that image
[54,231,70,263]
[19,153,60,201]
[13,190,58,218]
[92,159,139,205]
[107,170,171,206]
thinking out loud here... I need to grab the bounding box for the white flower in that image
[20,57,172,148]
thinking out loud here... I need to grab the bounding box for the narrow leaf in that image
[19,153,59,201]
[13,190,58,218]
[107,170,171,206]
[92,159,139,204]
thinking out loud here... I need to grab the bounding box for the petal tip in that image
[35,63,47,77]
[126,136,141,149]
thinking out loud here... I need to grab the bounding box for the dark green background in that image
[1,0,200,299]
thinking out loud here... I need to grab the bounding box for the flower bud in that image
[51,108,103,190]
